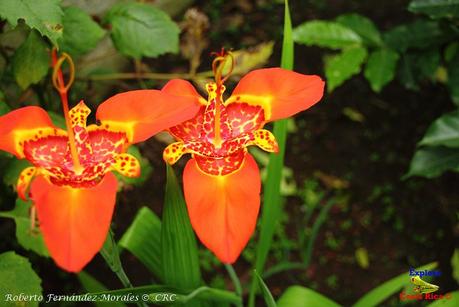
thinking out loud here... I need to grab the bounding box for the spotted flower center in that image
[164,82,279,176]
[17,102,140,194]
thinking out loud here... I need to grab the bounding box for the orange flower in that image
[0,51,201,272]
[163,52,325,263]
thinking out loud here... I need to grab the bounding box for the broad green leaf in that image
[336,13,382,47]
[277,286,341,307]
[12,30,49,89]
[255,271,277,307]
[3,159,31,187]
[0,0,63,46]
[0,91,10,116]
[398,54,419,90]
[405,146,459,178]
[384,20,452,52]
[448,53,459,106]
[119,207,162,280]
[353,262,437,307]
[0,251,42,307]
[60,6,105,56]
[161,166,201,291]
[445,42,459,62]
[0,199,49,257]
[325,46,368,92]
[105,2,180,59]
[78,271,127,307]
[427,291,459,306]
[417,49,441,79]
[47,111,67,129]
[364,49,399,92]
[419,110,459,147]
[409,0,459,19]
[293,20,361,50]
[249,2,293,307]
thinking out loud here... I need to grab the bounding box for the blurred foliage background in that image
[0,0,459,306]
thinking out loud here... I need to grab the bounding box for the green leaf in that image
[249,2,293,307]
[119,207,163,280]
[105,2,180,59]
[47,111,67,129]
[336,13,382,47]
[255,271,277,307]
[277,286,341,307]
[427,291,459,306]
[0,0,63,46]
[0,199,49,257]
[0,91,11,116]
[405,146,459,178]
[12,30,50,89]
[408,0,459,19]
[161,166,201,290]
[325,46,368,92]
[0,251,42,307]
[78,271,127,307]
[398,54,419,90]
[364,49,399,92]
[384,20,452,52]
[447,53,459,106]
[419,110,459,147]
[353,262,437,307]
[60,6,105,56]
[3,159,31,187]
[293,20,361,50]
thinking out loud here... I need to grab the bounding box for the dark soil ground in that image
[1,0,459,306]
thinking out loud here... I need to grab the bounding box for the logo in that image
[399,268,451,302]
[410,276,439,294]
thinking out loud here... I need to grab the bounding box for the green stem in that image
[80,70,214,81]
[225,264,243,307]
[100,230,148,307]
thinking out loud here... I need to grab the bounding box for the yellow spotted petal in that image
[252,129,279,153]
[112,153,140,178]
[69,100,91,128]
[17,166,37,200]
[163,142,186,165]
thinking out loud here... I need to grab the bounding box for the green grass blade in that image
[277,286,341,307]
[118,206,163,281]
[78,271,127,307]
[353,262,437,307]
[255,271,277,307]
[161,165,202,290]
[249,1,293,306]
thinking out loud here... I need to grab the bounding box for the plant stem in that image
[100,230,148,307]
[225,264,243,307]
[80,70,214,81]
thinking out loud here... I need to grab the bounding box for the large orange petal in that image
[96,81,204,143]
[227,68,325,121]
[183,153,260,263]
[30,173,118,272]
[0,106,56,158]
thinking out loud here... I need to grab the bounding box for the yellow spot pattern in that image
[111,153,140,178]
[163,142,186,165]
[17,166,37,200]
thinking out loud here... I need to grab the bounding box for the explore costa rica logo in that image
[399,268,452,301]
